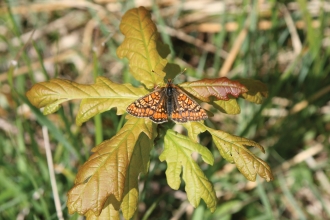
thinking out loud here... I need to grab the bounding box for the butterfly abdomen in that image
[165,85,174,115]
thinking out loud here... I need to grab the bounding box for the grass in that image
[1,0,330,219]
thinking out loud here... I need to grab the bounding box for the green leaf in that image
[26,77,149,125]
[76,77,148,125]
[116,6,168,88]
[211,98,241,115]
[186,122,274,182]
[159,130,216,212]
[121,133,153,219]
[85,200,120,220]
[236,79,268,104]
[67,117,155,216]
[182,121,207,142]
[210,127,273,181]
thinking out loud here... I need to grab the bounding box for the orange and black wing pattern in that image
[170,86,208,123]
[126,89,169,123]
[127,79,208,124]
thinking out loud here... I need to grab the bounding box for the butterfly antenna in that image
[151,69,163,77]
[176,68,187,78]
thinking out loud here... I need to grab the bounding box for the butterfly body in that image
[126,79,208,124]
[165,83,174,115]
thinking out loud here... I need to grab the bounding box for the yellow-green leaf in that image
[67,117,155,216]
[186,122,273,182]
[26,78,82,114]
[236,79,268,104]
[159,130,216,212]
[26,77,149,125]
[85,199,120,220]
[121,133,153,219]
[182,121,207,142]
[211,98,241,115]
[116,6,168,88]
[76,77,149,125]
[208,127,273,182]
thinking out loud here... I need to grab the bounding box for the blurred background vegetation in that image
[1,0,329,219]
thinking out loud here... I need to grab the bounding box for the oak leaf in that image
[212,98,241,115]
[178,77,248,102]
[237,79,268,104]
[185,122,274,182]
[26,77,148,125]
[67,117,155,216]
[116,6,168,89]
[159,130,217,212]
[120,133,153,219]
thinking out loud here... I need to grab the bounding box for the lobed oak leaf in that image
[159,130,216,212]
[67,117,155,216]
[163,63,182,80]
[178,77,248,102]
[26,78,85,115]
[76,77,148,125]
[85,198,120,220]
[116,6,168,89]
[211,98,241,115]
[186,122,274,182]
[182,121,207,142]
[120,133,153,219]
[84,133,153,220]
[209,127,273,182]
[26,76,148,125]
[236,79,268,104]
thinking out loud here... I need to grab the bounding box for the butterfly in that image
[126,79,208,123]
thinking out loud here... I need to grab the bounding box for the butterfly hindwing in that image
[149,94,168,123]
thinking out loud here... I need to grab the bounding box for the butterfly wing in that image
[170,87,208,123]
[126,89,169,123]
[149,93,168,123]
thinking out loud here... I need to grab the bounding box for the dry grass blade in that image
[219,27,248,77]
[42,126,64,220]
